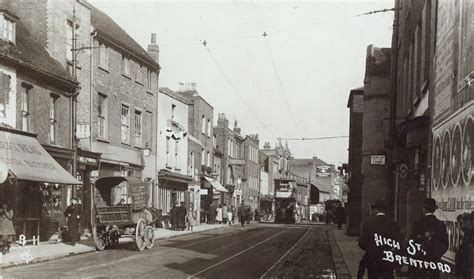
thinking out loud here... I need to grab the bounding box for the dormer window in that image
[0,12,17,44]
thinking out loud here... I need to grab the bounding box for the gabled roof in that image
[0,10,76,87]
[89,3,159,70]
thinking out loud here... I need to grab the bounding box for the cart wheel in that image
[135,218,146,251]
[144,225,155,249]
[93,225,106,251]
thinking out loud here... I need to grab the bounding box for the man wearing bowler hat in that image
[358,199,402,279]
[64,197,82,246]
[408,198,448,279]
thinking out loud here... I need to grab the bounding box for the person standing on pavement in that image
[170,203,178,230]
[1,203,15,255]
[177,202,187,231]
[209,202,216,225]
[64,198,82,246]
[455,211,474,279]
[254,208,260,223]
[222,203,228,224]
[216,204,223,224]
[238,201,247,227]
[358,199,402,279]
[227,206,233,226]
[408,198,448,279]
[335,203,346,230]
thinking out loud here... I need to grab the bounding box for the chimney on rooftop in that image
[147,33,160,64]
[233,120,241,134]
[217,113,229,128]
[263,142,271,149]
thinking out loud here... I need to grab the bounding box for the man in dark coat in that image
[455,211,474,279]
[64,197,82,246]
[335,203,346,230]
[177,202,187,231]
[408,198,448,279]
[238,201,247,227]
[358,199,402,279]
[169,203,178,230]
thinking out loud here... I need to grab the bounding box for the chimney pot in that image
[151,33,157,44]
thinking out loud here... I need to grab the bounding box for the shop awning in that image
[204,176,228,192]
[0,129,81,185]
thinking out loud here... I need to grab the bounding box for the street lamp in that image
[143,142,151,157]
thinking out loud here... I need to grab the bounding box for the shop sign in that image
[399,164,408,178]
[229,158,245,165]
[200,189,208,195]
[0,161,8,183]
[370,155,385,165]
[316,166,331,177]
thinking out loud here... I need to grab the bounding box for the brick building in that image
[243,134,259,210]
[346,87,364,235]
[214,114,244,206]
[0,3,81,240]
[12,0,160,230]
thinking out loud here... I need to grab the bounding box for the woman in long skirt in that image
[227,207,233,226]
[215,204,223,224]
[1,203,15,254]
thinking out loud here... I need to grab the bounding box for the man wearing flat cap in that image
[64,197,82,246]
[358,199,402,279]
[408,198,448,279]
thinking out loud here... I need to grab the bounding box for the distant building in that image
[243,134,260,210]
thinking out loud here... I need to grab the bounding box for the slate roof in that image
[89,4,159,70]
[311,177,332,193]
[159,87,191,105]
[0,6,75,85]
[290,157,328,167]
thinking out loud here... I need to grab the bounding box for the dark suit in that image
[408,214,448,279]
[358,214,402,279]
[238,205,247,226]
[64,204,82,244]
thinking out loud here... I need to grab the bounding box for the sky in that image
[89,0,394,166]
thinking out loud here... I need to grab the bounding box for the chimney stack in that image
[217,113,229,128]
[263,142,271,149]
[147,33,160,64]
[233,120,241,134]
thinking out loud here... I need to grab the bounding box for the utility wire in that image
[201,40,276,138]
[262,32,303,138]
[280,136,349,141]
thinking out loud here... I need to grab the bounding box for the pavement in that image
[2,223,336,278]
[0,223,227,269]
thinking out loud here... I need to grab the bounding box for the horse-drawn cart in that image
[92,176,156,251]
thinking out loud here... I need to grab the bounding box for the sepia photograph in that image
[0,0,472,278]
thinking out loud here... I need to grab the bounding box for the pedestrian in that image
[254,208,260,223]
[0,203,15,255]
[227,206,234,227]
[222,203,228,224]
[216,204,223,224]
[455,211,474,279]
[408,198,449,279]
[209,202,216,224]
[231,205,236,224]
[169,203,178,230]
[186,204,196,231]
[335,202,346,230]
[358,199,402,279]
[246,205,252,224]
[64,198,82,246]
[238,201,247,227]
[177,202,187,231]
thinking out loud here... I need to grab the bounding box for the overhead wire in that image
[201,41,277,139]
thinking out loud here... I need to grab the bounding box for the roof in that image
[89,3,159,70]
[0,8,75,86]
[159,87,191,105]
[290,157,328,167]
[347,86,364,108]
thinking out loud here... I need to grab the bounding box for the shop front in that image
[157,169,192,227]
[0,128,81,242]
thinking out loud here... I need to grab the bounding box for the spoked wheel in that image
[144,225,155,249]
[135,218,146,251]
[93,225,106,251]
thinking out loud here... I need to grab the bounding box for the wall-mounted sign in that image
[229,158,245,165]
[399,164,408,178]
[316,166,331,177]
[200,189,208,195]
[370,155,385,165]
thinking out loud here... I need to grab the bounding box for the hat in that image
[370,199,387,210]
[71,197,79,202]
[422,198,438,211]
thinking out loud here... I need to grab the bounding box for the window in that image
[49,95,58,143]
[201,116,206,134]
[166,137,170,167]
[175,140,179,169]
[122,56,130,76]
[207,151,211,167]
[134,110,142,146]
[207,119,211,137]
[121,104,130,143]
[20,85,30,132]
[171,104,176,120]
[97,93,107,138]
[0,15,15,43]
[146,70,152,91]
[135,65,143,84]
[145,111,153,150]
[66,21,73,61]
[201,148,205,166]
[99,43,109,69]
[190,152,195,178]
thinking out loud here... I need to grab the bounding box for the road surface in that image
[3,223,336,279]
